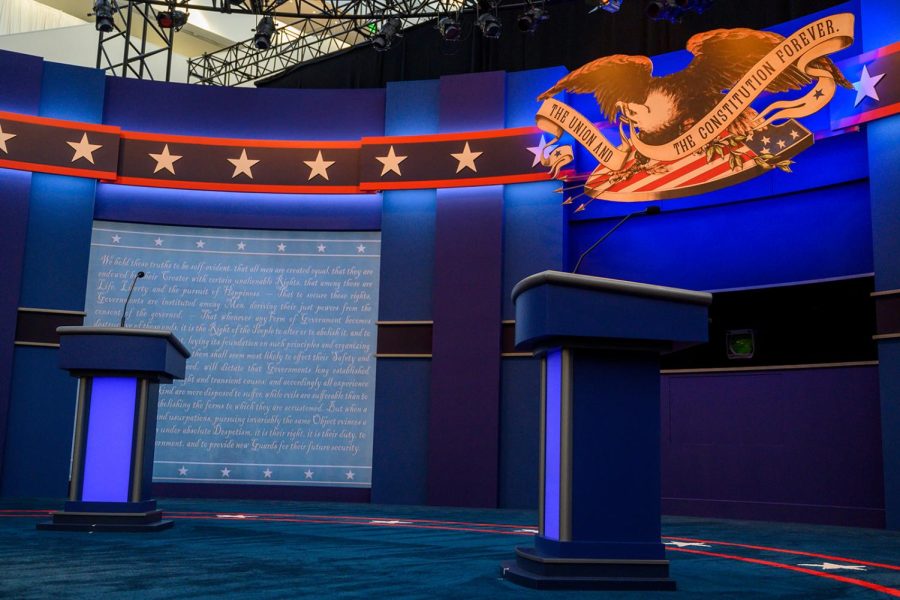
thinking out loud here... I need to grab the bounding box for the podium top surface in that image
[57,326,191,358]
[511,271,712,306]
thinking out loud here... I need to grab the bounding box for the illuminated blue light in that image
[544,349,562,540]
[81,377,137,502]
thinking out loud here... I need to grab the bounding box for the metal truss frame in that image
[97,1,180,81]
[185,0,479,86]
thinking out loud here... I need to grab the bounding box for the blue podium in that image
[501,271,711,590]
[38,326,190,532]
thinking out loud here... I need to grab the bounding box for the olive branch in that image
[700,134,795,173]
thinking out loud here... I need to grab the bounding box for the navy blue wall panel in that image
[103,77,385,140]
[3,61,106,498]
[570,180,873,291]
[498,359,541,509]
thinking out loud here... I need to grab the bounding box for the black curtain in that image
[257,0,848,89]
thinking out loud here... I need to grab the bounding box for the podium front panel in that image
[81,377,138,502]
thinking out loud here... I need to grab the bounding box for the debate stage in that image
[2,498,899,598]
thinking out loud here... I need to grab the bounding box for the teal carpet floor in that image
[1,498,898,599]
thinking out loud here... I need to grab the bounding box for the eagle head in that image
[621,87,680,136]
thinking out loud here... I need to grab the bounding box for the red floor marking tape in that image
[670,547,900,597]
[666,536,900,571]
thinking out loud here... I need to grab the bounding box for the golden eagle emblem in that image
[535,13,855,206]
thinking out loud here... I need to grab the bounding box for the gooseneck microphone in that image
[572,206,661,274]
[119,271,145,327]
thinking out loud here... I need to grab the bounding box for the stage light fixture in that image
[477,13,501,39]
[590,0,622,13]
[253,15,275,50]
[156,10,188,31]
[517,6,548,33]
[437,16,462,42]
[93,0,117,33]
[372,18,402,51]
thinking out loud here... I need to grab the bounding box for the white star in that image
[797,562,867,571]
[762,147,771,154]
[304,150,335,181]
[789,130,800,140]
[67,133,103,164]
[317,244,326,253]
[761,136,771,145]
[357,244,366,254]
[237,241,246,250]
[227,149,259,179]
[375,145,408,176]
[112,234,121,243]
[745,131,754,141]
[776,139,786,149]
[526,135,556,167]
[178,466,188,476]
[196,240,206,248]
[369,520,412,525]
[451,142,482,173]
[148,144,182,175]
[0,124,16,154]
[514,528,539,534]
[277,243,287,252]
[345,470,355,480]
[665,541,711,548]
[154,238,163,246]
[263,468,272,479]
[304,469,314,479]
[853,65,886,107]
[221,467,231,478]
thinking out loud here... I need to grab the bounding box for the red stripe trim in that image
[0,158,117,180]
[671,547,900,597]
[628,155,713,193]
[360,126,540,145]
[359,171,551,190]
[666,536,900,571]
[678,151,755,187]
[121,130,361,149]
[833,103,900,130]
[0,111,120,134]
[115,176,364,194]
[839,41,900,68]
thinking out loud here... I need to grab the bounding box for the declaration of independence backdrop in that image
[83,221,381,488]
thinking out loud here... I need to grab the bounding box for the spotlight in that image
[477,12,501,39]
[372,18,402,51]
[93,0,117,33]
[253,15,275,50]
[589,0,622,13]
[437,16,461,42]
[517,6,547,33]
[156,10,188,31]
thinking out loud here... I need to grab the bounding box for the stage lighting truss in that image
[588,0,621,14]
[95,1,187,81]
[646,0,712,23]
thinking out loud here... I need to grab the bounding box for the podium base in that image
[37,509,174,532]
[501,547,676,591]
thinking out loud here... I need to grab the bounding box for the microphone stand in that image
[572,206,660,274]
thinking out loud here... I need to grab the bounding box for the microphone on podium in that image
[119,271,146,327]
[572,206,661,274]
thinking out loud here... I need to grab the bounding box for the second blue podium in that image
[38,326,190,532]
[502,271,711,590]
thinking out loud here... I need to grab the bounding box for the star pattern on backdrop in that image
[0,124,16,154]
[357,244,366,254]
[149,144,182,175]
[263,468,273,479]
[304,150,335,181]
[345,469,355,480]
[196,240,206,248]
[154,238,164,246]
[853,64,886,106]
[220,467,231,478]
[277,243,287,252]
[228,149,259,179]
[67,133,103,164]
[178,466,188,476]
[112,234,121,243]
[304,469,314,479]
[451,142,482,174]
[375,145,408,176]
[317,244,326,253]
[237,241,246,250]
[526,135,556,168]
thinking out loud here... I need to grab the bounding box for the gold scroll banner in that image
[632,12,855,162]
[535,99,631,172]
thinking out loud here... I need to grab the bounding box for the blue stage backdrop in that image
[82,221,381,488]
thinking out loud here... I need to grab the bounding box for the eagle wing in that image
[670,28,852,94]
[538,55,653,122]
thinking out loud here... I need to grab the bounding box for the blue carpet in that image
[1,498,898,598]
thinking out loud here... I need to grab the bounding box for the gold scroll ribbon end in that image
[542,145,574,178]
